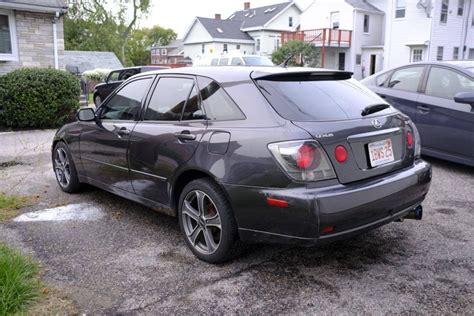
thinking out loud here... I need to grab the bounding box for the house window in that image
[330,12,340,29]
[437,46,444,60]
[223,43,228,52]
[0,10,18,61]
[458,0,464,16]
[355,54,362,65]
[236,44,240,50]
[161,49,167,55]
[363,15,370,33]
[201,44,205,54]
[453,47,459,59]
[289,16,293,27]
[412,49,423,62]
[395,0,406,18]
[469,48,474,59]
[274,37,280,50]
[256,39,261,52]
[440,0,449,23]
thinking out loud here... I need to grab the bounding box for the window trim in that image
[440,0,449,24]
[0,9,19,61]
[288,16,293,27]
[457,0,464,16]
[141,75,208,123]
[363,14,370,33]
[453,46,459,60]
[411,48,423,62]
[97,76,155,121]
[386,65,427,93]
[436,46,444,61]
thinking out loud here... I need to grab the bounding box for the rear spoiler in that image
[251,70,353,81]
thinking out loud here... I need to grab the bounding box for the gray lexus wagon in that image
[52,67,432,263]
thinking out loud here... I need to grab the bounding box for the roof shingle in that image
[227,1,292,29]
[196,17,253,41]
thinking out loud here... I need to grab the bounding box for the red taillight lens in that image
[406,131,414,147]
[296,144,315,169]
[268,140,336,182]
[334,145,348,163]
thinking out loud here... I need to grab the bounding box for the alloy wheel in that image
[54,147,71,188]
[181,190,222,255]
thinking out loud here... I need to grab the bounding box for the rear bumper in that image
[222,159,431,245]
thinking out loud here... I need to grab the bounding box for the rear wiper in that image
[361,104,390,116]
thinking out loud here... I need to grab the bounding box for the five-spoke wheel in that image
[52,142,81,193]
[179,178,240,263]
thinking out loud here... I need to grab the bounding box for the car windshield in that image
[256,78,394,121]
[243,56,274,66]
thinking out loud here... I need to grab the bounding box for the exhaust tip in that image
[404,205,423,220]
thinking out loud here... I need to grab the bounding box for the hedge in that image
[0,68,80,128]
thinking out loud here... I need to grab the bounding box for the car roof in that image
[395,61,474,75]
[133,66,352,83]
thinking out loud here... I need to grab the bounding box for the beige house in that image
[0,0,68,74]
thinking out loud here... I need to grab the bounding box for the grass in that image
[0,243,41,315]
[0,193,28,221]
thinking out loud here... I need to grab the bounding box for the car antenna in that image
[279,53,294,68]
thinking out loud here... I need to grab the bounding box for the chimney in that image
[215,13,221,20]
[244,2,250,10]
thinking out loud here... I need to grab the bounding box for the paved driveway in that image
[0,130,472,313]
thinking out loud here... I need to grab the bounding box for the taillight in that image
[334,145,348,163]
[408,123,421,158]
[406,131,414,147]
[268,140,336,182]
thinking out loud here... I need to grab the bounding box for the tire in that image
[52,142,82,193]
[178,178,241,263]
[94,94,101,107]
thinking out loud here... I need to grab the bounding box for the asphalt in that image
[0,130,472,314]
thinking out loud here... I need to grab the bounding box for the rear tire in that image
[178,178,241,263]
[52,142,82,193]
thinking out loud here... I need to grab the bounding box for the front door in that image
[80,76,154,192]
[415,66,474,162]
[128,75,207,205]
[370,54,376,75]
[338,52,345,70]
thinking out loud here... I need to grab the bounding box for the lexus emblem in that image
[371,119,382,129]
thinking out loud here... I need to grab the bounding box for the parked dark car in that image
[93,66,169,107]
[52,67,431,263]
[361,61,474,166]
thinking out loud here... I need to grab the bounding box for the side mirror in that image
[77,108,96,122]
[454,91,474,105]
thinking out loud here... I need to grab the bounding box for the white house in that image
[297,0,474,79]
[183,1,303,61]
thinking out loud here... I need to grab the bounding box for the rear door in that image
[80,76,154,191]
[128,75,207,205]
[416,65,474,162]
[376,65,427,121]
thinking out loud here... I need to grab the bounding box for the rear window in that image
[256,78,392,122]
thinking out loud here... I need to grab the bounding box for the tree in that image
[125,26,177,66]
[64,0,152,64]
[271,41,321,67]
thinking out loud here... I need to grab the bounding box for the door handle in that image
[417,105,430,114]
[175,130,196,141]
[113,125,130,137]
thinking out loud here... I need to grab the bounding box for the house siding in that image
[0,10,64,74]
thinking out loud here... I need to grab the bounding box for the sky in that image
[139,0,314,37]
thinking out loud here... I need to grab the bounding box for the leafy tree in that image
[64,0,154,65]
[271,41,321,67]
[125,26,177,66]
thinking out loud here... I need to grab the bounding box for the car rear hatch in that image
[252,69,416,184]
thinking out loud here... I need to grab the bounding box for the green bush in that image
[0,68,80,128]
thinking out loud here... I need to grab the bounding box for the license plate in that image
[368,139,394,167]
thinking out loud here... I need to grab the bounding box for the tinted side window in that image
[119,69,138,81]
[108,71,120,82]
[425,67,474,99]
[182,84,206,120]
[387,66,424,92]
[145,77,194,121]
[376,72,390,87]
[218,58,229,66]
[231,57,243,65]
[197,77,245,121]
[100,78,152,120]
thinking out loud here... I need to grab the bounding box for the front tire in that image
[52,142,82,193]
[178,178,241,263]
